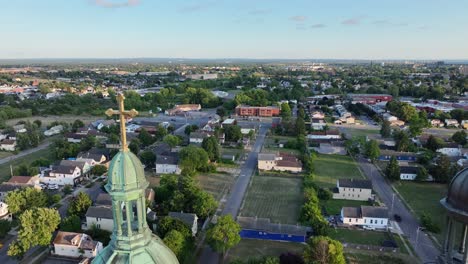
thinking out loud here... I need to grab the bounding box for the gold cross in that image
[105,93,138,152]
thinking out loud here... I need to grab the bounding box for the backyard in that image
[394,181,448,244]
[240,175,303,224]
[225,239,305,263]
[198,172,236,201]
[314,154,365,188]
[341,127,380,138]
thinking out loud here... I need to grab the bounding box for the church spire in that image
[105,93,138,152]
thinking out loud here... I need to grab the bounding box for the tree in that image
[380,120,391,138]
[5,187,48,215]
[216,107,226,118]
[67,192,92,218]
[80,136,96,151]
[364,140,380,162]
[416,167,429,181]
[296,118,306,136]
[33,119,42,128]
[452,130,467,146]
[179,146,209,174]
[139,151,156,167]
[425,135,445,152]
[430,155,452,183]
[138,128,154,147]
[60,215,82,232]
[163,135,181,148]
[90,165,107,176]
[280,253,304,264]
[409,116,424,136]
[281,103,292,119]
[8,208,60,258]
[192,190,218,219]
[157,217,192,238]
[385,156,401,181]
[303,236,345,264]
[13,164,38,176]
[395,131,411,152]
[224,125,242,142]
[206,215,241,255]
[129,138,140,154]
[72,119,85,131]
[202,137,220,162]
[163,230,186,258]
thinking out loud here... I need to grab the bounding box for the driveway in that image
[198,125,270,264]
[357,157,439,262]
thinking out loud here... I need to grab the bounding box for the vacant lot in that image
[226,239,305,263]
[345,249,417,264]
[342,127,380,138]
[394,181,447,243]
[240,175,303,224]
[0,148,54,183]
[314,154,365,188]
[198,172,236,201]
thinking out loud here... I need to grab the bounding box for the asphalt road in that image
[357,157,439,263]
[198,125,270,264]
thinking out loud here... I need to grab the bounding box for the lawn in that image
[345,250,416,264]
[394,181,447,244]
[329,228,390,246]
[0,151,13,159]
[198,172,235,200]
[6,115,99,127]
[240,175,303,224]
[321,199,370,216]
[0,148,54,183]
[226,239,305,263]
[314,154,365,188]
[343,128,380,138]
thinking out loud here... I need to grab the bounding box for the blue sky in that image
[1,0,467,59]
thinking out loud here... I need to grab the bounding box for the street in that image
[357,157,439,263]
[198,125,270,264]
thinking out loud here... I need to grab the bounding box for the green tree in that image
[452,130,467,146]
[129,138,140,155]
[296,118,306,136]
[60,215,82,232]
[192,190,218,219]
[303,236,345,264]
[179,146,209,174]
[430,155,452,183]
[364,140,380,162]
[157,217,192,238]
[216,107,226,118]
[224,125,242,142]
[0,220,11,238]
[380,120,391,138]
[8,208,60,258]
[33,119,42,128]
[385,156,401,181]
[90,165,108,176]
[138,128,154,147]
[201,137,220,162]
[139,150,156,167]
[281,103,292,119]
[425,135,445,152]
[416,167,429,181]
[80,136,96,151]
[163,135,181,148]
[67,192,92,218]
[72,119,85,131]
[395,131,411,152]
[5,187,48,215]
[206,215,241,255]
[163,230,186,258]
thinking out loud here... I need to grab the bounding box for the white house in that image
[168,212,199,236]
[383,113,398,122]
[85,206,114,232]
[341,206,389,229]
[332,179,373,201]
[189,132,208,144]
[155,154,181,175]
[44,125,64,136]
[0,202,12,221]
[0,139,16,151]
[42,165,82,186]
[437,144,461,157]
[400,166,419,181]
[307,130,341,140]
[53,231,103,258]
[445,119,460,128]
[311,118,327,130]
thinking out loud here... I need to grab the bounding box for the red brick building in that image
[235,105,280,117]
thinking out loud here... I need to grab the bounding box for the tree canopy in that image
[206,215,241,254]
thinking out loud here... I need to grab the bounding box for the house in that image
[383,113,398,122]
[155,154,181,175]
[400,166,420,181]
[258,152,302,173]
[53,231,103,258]
[168,212,199,236]
[60,160,92,176]
[238,216,310,243]
[5,175,41,188]
[311,118,326,130]
[307,130,341,140]
[437,143,461,157]
[95,193,112,206]
[0,184,22,202]
[378,150,417,162]
[189,132,209,144]
[77,149,108,165]
[235,105,280,117]
[332,179,373,201]
[0,139,16,151]
[13,124,27,133]
[445,119,460,128]
[85,206,113,232]
[166,104,201,116]
[0,202,12,221]
[44,125,64,136]
[221,119,237,127]
[310,111,325,119]
[66,133,87,143]
[341,206,389,229]
[431,119,444,128]
[43,165,82,186]
[313,141,346,155]
[462,120,468,130]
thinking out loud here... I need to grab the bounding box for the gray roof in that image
[156,154,179,165]
[237,216,310,236]
[52,165,78,174]
[77,152,105,162]
[60,160,87,170]
[85,206,113,219]
[0,183,22,193]
[258,153,276,161]
[190,132,208,139]
[400,166,420,174]
[168,212,197,227]
[338,179,372,189]
[361,206,388,219]
[342,207,361,218]
[95,193,112,206]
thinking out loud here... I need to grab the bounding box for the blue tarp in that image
[240,229,306,243]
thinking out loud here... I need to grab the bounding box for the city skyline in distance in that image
[1,0,467,60]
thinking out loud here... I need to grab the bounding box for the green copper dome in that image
[106,151,148,193]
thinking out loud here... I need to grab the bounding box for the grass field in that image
[0,152,13,159]
[345,249,416,264]
[394,181,447,243]
[314,154,365,188]
[198,172,235,200]
[0,148,54,183]
[329,229,390,246]
[321,199,370,216]
[6,115,99,127]
[226,239,305,263]
[343,128,380,138]
[240,175,303,224]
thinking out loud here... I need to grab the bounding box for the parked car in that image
[394,214,402,222]
[363,226,376,231]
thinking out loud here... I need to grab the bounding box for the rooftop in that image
[86,206,113,219]
[338,179,372,189]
